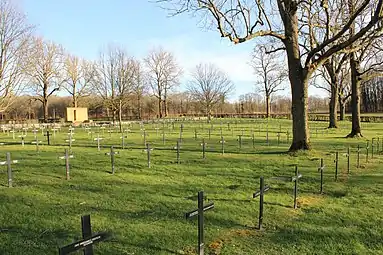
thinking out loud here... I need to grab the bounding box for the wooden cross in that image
[185,191,214,255]
[252,176,270,230]
[317,158,325,194]
[105,146,119,174]
[58,215,110,255]
[291,166,302,209]
[59,149,74,180]
[0,152,18,188]
[93,135,103,152]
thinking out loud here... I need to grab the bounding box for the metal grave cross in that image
[185,191,214,255]
[94,135,103,151]
[143,143,154,168]
[220,136,225,155]
[237,135,242,151]
[120,134,128,149]
[59,149,74,180]
[65,135,75,152]
[18,135,26,147]
[357,145,361,168]
[252,176,270,230]
[58,215,110,255]
[9,129,15,140]
[317,158,325,194]
[291,166,303,209]
[174,139,181,164]
[366,141,369,163]
[0,152,19,187]
[200,139,207,159]
[44,131,51,145]
[31,136,42,152]
[334,152,339,181]
[105,146,119,174]
[343,147,350,174]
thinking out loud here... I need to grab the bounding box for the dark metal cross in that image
[58,215,110,255]
[291,166,303,209]
[185,191,214,255]
[252,176,270,230]
[317,158,325,194]
[237,135,242,150]
[334,151,339,181]
[59,149,74,180]
[0,152,19,188]
[44,131,51,145]
[105,146,119,174]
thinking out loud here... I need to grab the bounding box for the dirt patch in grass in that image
[207,229,260,254]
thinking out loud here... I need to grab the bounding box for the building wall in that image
[66,108,88,122]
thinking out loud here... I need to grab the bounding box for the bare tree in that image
[0,0,33,112]
[93,45,135,130]
[157,0,383,151]
[27,37,64,122]
[144,47,182,118]
[132,60,147,120]
[187,63,234,122]
[250,44,286,118]
[63,54,95,107]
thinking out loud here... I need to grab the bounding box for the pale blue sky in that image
[20,0,324,100]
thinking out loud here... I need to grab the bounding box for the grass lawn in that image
[0,118,382,255]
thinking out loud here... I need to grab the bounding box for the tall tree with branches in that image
[0,0,33,112]
[157,0,383,151]
[63,54,95,107]
[187,63,234,122]
[250,44,286,118]
[144,47,182,118]
[27,38,64,122]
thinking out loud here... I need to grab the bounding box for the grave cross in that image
[200,139,207,159]
[371,138,375,159]
[59,149,74,180]
[44,131,51,145]
[185,191,214,255]
[58,215,110,255]
[366,141,369,163]
[345,147,350,174]
[291,166,302,209]
[0,152,18,188]
[277,132,281,146]
[174,140,181,164]
[194,129,198,140]
[237,135,242,151]
[317,158,325,194]
[252,176,270,230]
[31,136,42,152]
[334,152,339,181]
[18,135,26,147]
[220,136,225,155]
[120,134,127,149]
[93,135,103,152]
[143,143,153,168]
[65,136,76,152]
[105,146,119,174]
[357,145,361,168]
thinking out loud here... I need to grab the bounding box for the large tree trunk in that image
[339,99,345,121]
[158,98,162,118]
[347,52,362,137]
[43,98,48,123]
[329,85,338,128]
[283,3,310,151]
[266,95,271,118]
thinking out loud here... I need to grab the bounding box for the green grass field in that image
[0,119,382,255]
